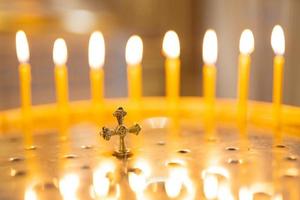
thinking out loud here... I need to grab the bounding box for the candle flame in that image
[239,29,254,55]
[271,25,285,56]
[89,31,105,69]
[202,29,218,65]
[16,30,30,63]
[53,38,68,66]
[125,35,143,65]
[162,30,180,58]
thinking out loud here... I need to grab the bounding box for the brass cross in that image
[100,107,141,158]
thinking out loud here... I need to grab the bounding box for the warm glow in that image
[59,174,79,200]
[165,175,182,198]
[162,30,180,58]
[203,29,218,65]
[53,38,68,66]
[92,160,115,197]
[203,174,218,199]
[89,31,105,69]
[201,166,230,179]
[16,30,30,63]
[239,29,255,55]
[271,25,285,56]
[217,183,234,200]
[129,159,151,193]
[93,174,110,197]
[24,187,37,200]
[125,35,143,65]
[146,117,169,129]
[239,187,253,200]
[128,171,147,193]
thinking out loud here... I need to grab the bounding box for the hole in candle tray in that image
[156,141,166,146]
[10,169,26,177]
[283,168,299,177]
[63,154,78,159]
[286,155,297,161]
[275,144,286,148]
[9,157,24,162]
[25,145,37,150]
[81,145,93,149]
[43,182,56,189]
[227,158,242,164]
[225,147,239,151]
[9,137,20,143]
[166,162,184,168]
[206,137,217,142]
[177,149,191,154]
[81,165,90,170]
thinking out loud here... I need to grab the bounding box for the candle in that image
[89,31,105,108]
[53,38,69,110]
[271,25,285,127]
[125,35,143,102]
[16,30,31,114]
[162,30,180,104]
[237,29,254,121]
[202,30,218,114]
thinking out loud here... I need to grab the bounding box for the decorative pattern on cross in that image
[100,107,141,158]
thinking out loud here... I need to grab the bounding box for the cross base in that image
[113,149,133,159]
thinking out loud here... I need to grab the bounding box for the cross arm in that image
[128,124,141,135]
[100,127,117,140]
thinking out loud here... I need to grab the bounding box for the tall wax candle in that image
[125,35,143,102]
[202,30,218,114]
[237,29,254,121]
[16,30,32,113]
[53,38,69,110]
[162,30,180,104]
[89,31,105,107]
[271,25,285,127]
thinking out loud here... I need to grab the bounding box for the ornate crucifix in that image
[100,107,141,158]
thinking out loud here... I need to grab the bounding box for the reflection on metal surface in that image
[59,174,79,200]
[24,186,38,200]
[144,117,169,129]
[129,159,151,195]
[203,174,218,199]
[201,166,230,179]
[239,187,253,200]
[0,122,300,199]
[91,160,115,198]
[165,159,195,200]
[63,10,96,34]
[217,182,234,200]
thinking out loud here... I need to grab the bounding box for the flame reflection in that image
[59,174,80,200]
[129,159,151,194]
[91,161,115,197]
[165,160,195,200]
[24,186,37,200]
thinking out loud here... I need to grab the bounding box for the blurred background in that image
[0,0,299,110]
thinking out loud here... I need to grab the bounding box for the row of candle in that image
[15,25,285,125]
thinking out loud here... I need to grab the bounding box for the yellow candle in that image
[89,31,105,106]
[271,25,285,127]
[162,30,180,104]
[16,30,32,113]
[53,38,69,109]
[125,35,143,102]
[202,29,218,113]
[203,64,216,111]
[237,29,254,121]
